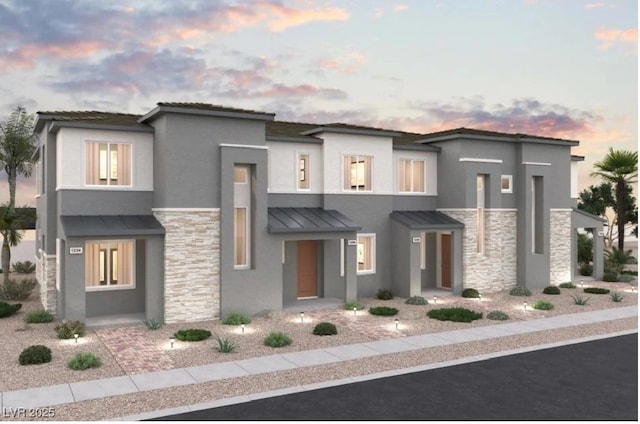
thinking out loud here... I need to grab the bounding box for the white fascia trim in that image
[459,157,503,164]
[151,208,221,212]
[56,186,153,192]
[436,208,518,212]
[550,208,573,211]
[220,143,268,150]
[522,161,551,166]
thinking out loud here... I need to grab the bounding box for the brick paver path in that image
[96,326,175,375]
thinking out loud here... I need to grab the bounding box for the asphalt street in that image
[154,333,638,421]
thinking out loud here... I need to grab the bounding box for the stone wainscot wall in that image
[550,209,572,285]
[35,252,57,315]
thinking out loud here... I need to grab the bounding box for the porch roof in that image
[391,210,465,229]
[268,207,361,233]
[61,215,165,237]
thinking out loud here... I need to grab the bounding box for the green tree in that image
[591,148,638,250]
[0,106,37,213]
[0,204,24,282]
[577,182,615,245]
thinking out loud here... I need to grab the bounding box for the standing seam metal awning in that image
[268,207,361,233]
[390,210,465,229]
[61,215,165,237]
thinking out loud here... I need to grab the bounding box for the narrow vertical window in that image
[234,208,247,267]
[532,176,544,254]
[298,154,310,190]
[339,239,345,277]
[476,175,485,254]
[357,234,376,274]
[420,232,426,270]
[234,164,251,269]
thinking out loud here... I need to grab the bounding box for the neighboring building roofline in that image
[571,155,585,161]
[393,144,441,152]
[417,127,580,146]
[138,103,275,124]
[266,135,324,144]
[301,125,401,138]
[47,121,154,134]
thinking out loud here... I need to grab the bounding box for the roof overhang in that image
[268,207,360,234]
[138,104,275,124]
[61,215,165,238]
[393,144,441,152]
[391,210,465,229]
[571,155,585,161]
[301,126,401,138]
[416,132,580,147]
[265,135,323,144]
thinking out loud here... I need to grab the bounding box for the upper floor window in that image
[501,175,513,193]
[86,142,131,186]
[399,159,425,193]
[85,240,135,291]
[298,153,310,190]
[344,155,372,191]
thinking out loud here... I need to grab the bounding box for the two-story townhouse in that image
[33,102,604,325]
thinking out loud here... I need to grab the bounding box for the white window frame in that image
[420,232,426,270]
[85,240,136,292]
[501,175,513,194]
[343,154,373,192]
[234,164,251,270]
[84,141,133,187]
[356,233,376,275]
[297,152,311,191]
[398,158,426,193]
[477,175,485,254]
[340,239,345,277]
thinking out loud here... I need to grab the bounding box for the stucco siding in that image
[550,209,572,285]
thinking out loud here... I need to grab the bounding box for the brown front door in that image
[441,234,452,289]
[297,240,317,298]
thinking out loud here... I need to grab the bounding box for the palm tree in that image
[0,204,24,283]
[0,106,37,213]
[591,148,638,250]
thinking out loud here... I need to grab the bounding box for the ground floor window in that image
[357,234,376,274]
[85,240,135,290]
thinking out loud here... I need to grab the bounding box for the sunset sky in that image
[0,0,637,206]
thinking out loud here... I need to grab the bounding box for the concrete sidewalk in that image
[1,306,637,420]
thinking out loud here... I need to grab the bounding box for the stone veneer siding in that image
[439,209,517,292]
[36,253,57,314]
[550,209,572,285]
[153,210,221,323]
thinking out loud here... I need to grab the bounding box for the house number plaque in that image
[69,247,83,255]
[347,239,357,246]
[412,237,421,243]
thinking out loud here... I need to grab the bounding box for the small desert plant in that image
[427,307,482,322]
[343,300,364,311]
[610,292,625,303]
[12,261,36,274]
[559,282,576,289]
[222,312,252,325]
[68,352,102,370]
[579,263,593,276]
[174,329,212,342]
[487,310,510,321]
[55,321,85,339]
[312,322,338,336]
[461,288,480,298]
[405,296,428,305]
[0,278,37,301]
[264,331,292,348]
[617,274,635,283]
[603,272,618,282]
[531,300,554,310]
[583,287,610,295]
[368,306,399,316]
[376,289,394,300]
[621,270,638,276]
[19,345,52,365]
[542,286,561,295]
[143,318,163,330]
[570,294,590,305]
[213,335,237,353]
[24,309,54,323]
[509,286,531,296]
[0,301,22,318]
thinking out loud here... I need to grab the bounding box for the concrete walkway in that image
[1,306,636,420]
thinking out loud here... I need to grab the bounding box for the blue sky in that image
[0,0,637,206]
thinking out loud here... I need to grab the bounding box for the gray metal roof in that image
[572,207,606,222]
[268,208,360,233]
[61,215,165,237]
[391,210,465,229]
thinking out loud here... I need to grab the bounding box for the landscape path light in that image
[478,294,482,301]
[241,324,245,333]
[523,302,527,311]
[300,312,304,323]
[394,318,399,330]
[74,333,79,344]
[353,306,357,316]
[580,280,584,288]
[433,296,438,304]
[169,337,175,348]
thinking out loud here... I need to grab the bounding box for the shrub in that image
[264,332,292,348]
[427,307,482,323]
[610,292,625,303]
[344,300,364,311]
[509,286,531,297]
[143,318,163,330]
[55,321,85,339]
[542,286,561,295]
[487,310,510,321]
[376,289,394,300]
[368,306,399,316]
[461,288,480,298]
[174,329,212,342]
[68,352,102,370]
[213,335,237,353]
[12,261,36,274]
[621,270,638,276]
[0,278,37,301]
[0,301,22,318]
[19,345,52,365]
[531,300,554,310]
[24,309,54,323]
[603,272,618,282]
[617,275,635,283]
[222,312,252,326]
[559,282,576,289]
[579,263,593,277]
[583,287,610,295]
[312,322,337,336]
[570,294,590,305]
[405,296,428,305]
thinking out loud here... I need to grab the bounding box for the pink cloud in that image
[261,1,350,32]
[0,40,108,71]
[318,52,366,74]
[585,3,616,9]
[394,4,409,12]
[594,28,638,53]
[373,8,383,18]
